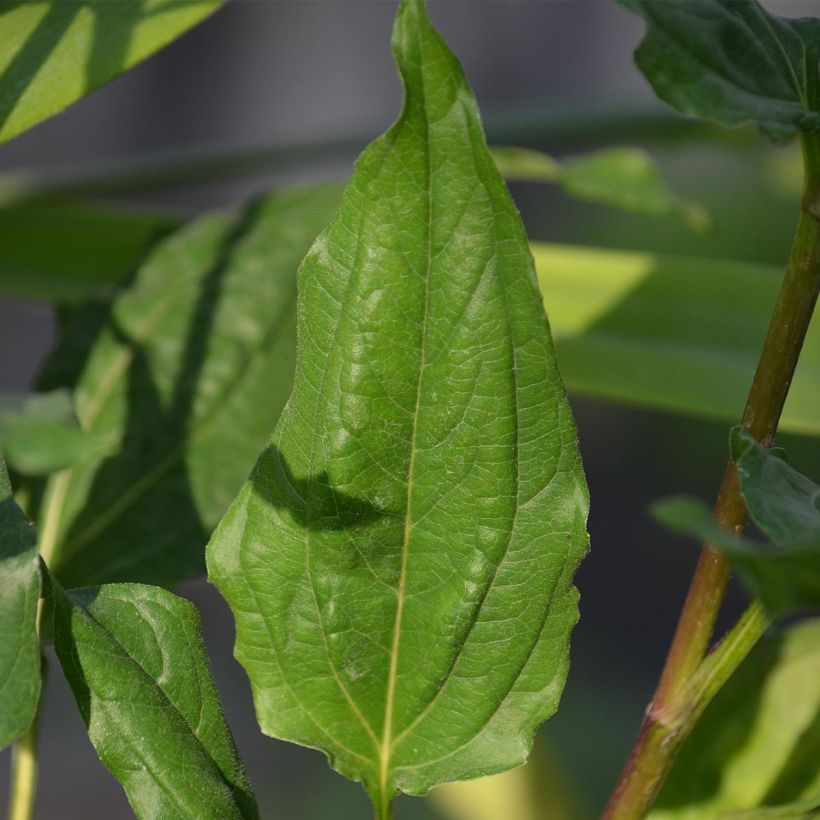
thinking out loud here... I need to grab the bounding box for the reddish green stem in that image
[603,131,820,820]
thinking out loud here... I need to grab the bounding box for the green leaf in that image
[0,390,111,475]
[207,0,589,815]
[0,200,181,303]
[621,0,820,139]
[732,427,820,551]
[37,183,343,588]
[52,580,257,818]
[652,496,817,616]
[530,243,820,437]
[0,453,40,750]
[493,146,710,229]
[651,619,820,819]
[0,0,223,145]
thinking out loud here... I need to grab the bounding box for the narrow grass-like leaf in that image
[493,146,709,228]
[651,619,820,819]
[0,0,223,145]
[0,201,181,303]
[0,454,40,750]
[0,390,110,475]
[52,580,257,818]
[531,244,820,437]
[621,0,820,139]
[37,183,343,588]
[208,1,589,814]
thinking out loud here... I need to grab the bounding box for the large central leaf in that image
[207,0,589,815]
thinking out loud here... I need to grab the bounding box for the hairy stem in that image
[603,132,820,820]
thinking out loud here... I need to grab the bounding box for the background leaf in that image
[0,390,111,475]
[493,146,709,229]
[0,453,40,750]
[651,619,820,819]
[36,183,343,588]
[52,580,258,819]
[0,200,181,303]
[208,0,588,814]
[620,0,820,139]
[531,244,820,437]
[0,0,223,144]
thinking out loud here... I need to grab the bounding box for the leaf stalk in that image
[603,131,820,819]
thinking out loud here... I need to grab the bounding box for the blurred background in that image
[1,1,820,817]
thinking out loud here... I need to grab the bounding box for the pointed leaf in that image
[0,454,40,750]
[620,0,820,139]
[208,0,589,813]
[52,580,257,818]
[651,620,820,819]
[37,183,343,588]
[0,0,223,145]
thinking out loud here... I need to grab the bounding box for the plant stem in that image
[603,131,820,820]
[7,702,41,820]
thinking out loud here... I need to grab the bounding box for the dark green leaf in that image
[0,390,111,475]
[208,1,589,815]
[0,201,181,303]
[0,0,223,145]
[52,580,257,818]
[0,454,40,750]
[493,146,709,229]
[732,427,820,550]
[654,427,820,613]
[37,183,343,588]
[652,619,820,818]
[621,0,820,139]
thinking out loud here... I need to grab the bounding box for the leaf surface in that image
[37,183,343,588]
[52,580,257,819]
[0,0,223,144]
[208,0,589,813]
[621,0,820,139]
[651,619,820,819]
[0,454,40,750]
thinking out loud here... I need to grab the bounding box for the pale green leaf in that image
[651,619,820,819]
[531,244,820,437]
[0,390,111,474]
[0,0,223,145]
[37,183,343,588]
[620,0,820,139]
[0,201,181,303]
[0,453,40,750]
[207,1,589,815]
[52,580,257,818]
[493,146,709,229]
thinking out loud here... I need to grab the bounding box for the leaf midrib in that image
[378,27,435,800]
